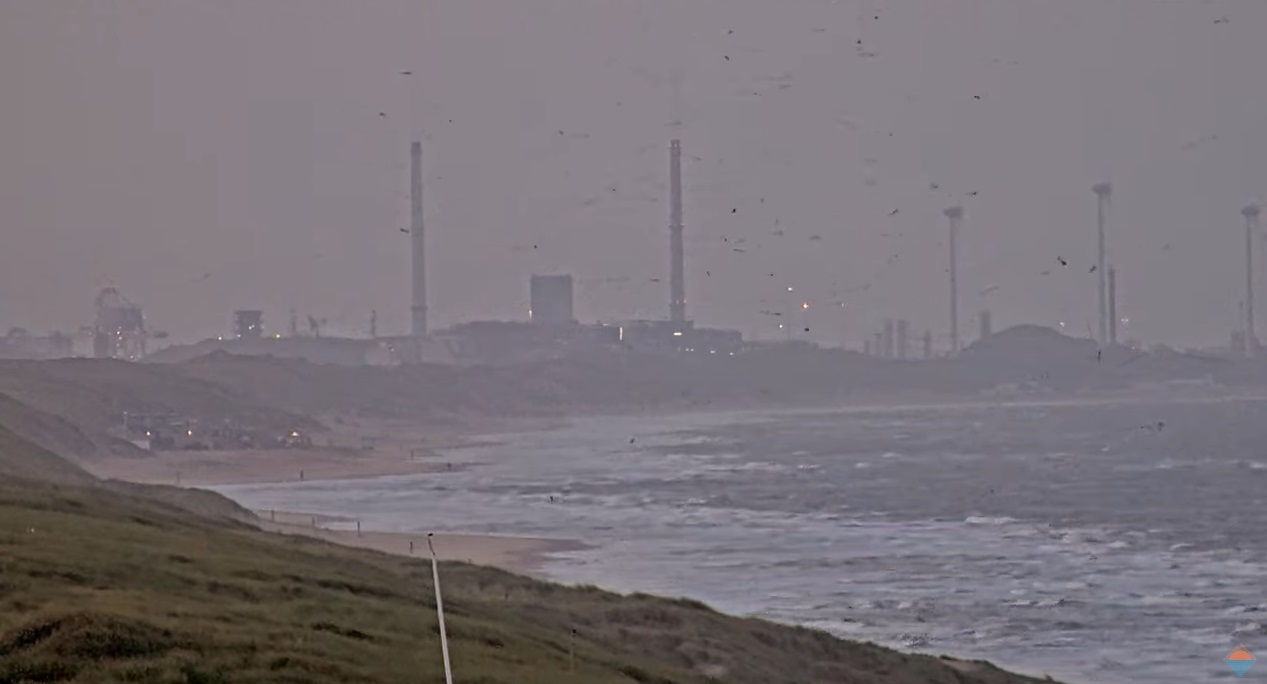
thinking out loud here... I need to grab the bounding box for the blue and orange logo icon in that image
[1227,645,1256,677]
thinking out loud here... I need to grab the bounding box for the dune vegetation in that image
[0,354,1066,683]
[0,451,1058,684]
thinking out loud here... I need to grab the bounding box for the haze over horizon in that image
[3,0,1266,349]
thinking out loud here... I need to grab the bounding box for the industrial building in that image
[616,320,742,355]
[234,310,264,339]
[0,328,74,360]
[529,275,574,324]
[93,287,150,360]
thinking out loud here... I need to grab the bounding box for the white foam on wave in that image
[1232,620,1263,633]
[964,515,1017,525]
[1224,604,1267,614]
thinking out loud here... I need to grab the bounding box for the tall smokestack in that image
[1093,183,1112,346]
[896,319,909,360]
[944,206,964,354]
[669,139,685,323]
[882,319,895,358]
[410,142,428,337]
[1244,204,1260,357]
[1107,268,1117,346]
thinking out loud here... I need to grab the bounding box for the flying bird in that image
[400,71,413,75]
[1058,256,1068,267]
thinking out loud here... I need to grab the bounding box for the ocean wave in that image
[964,515,1017,525]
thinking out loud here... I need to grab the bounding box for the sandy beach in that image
[85,420,584,575]
[87,446,461,487]
[85,417,568,487]
[256,511,585,576]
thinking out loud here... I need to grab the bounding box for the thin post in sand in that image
[427,533,454,684]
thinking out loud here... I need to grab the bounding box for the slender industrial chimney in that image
[882,319,895,358]
[1244,204,1261,357]
[1093,183,1112,346]
[944,206,964,354]
[896,319,909,360]
[410,141,428,338]
[669,139,685,323]
[1107,268,1117,346]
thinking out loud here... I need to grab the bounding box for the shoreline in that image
[81,418,556,488]
[84,387,1267,490]
[84,419,587,577]
[254,510,587,577]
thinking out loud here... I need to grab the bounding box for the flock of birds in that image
[369,3,1241,341]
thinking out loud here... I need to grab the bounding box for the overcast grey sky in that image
[2,1,1266,348]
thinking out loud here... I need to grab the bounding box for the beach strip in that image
[255,510,587,577]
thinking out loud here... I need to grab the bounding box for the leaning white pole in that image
[427,534,454,684]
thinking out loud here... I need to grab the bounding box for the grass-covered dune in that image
[0,478,1058,684]
[0,376,1060,684]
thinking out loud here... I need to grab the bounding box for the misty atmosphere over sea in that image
[220,396,1267,684]
[8,1,1267,683]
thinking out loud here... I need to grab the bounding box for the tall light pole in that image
[411,141,428,338]
[944,206,964,354]
[1093,183,1112,346]
[669,139,686,324]
[1243,203,1260,358]
[426,534,454,684]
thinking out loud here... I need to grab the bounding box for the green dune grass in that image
[0,478,1058,684]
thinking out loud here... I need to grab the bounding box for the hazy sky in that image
[3,1,1266,349]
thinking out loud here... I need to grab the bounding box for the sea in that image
[214,395,1267,683]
